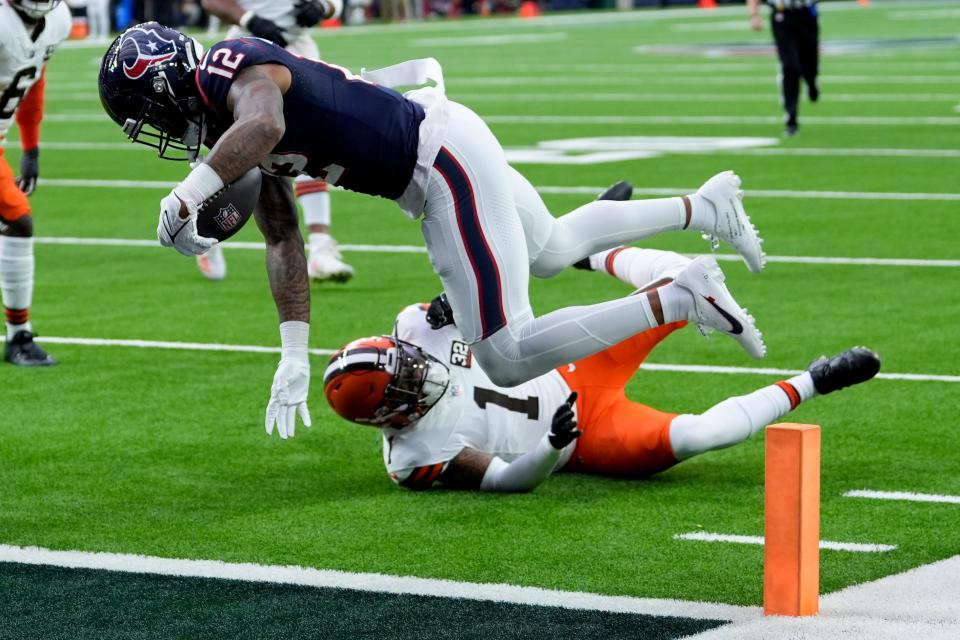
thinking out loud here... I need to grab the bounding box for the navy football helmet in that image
[99,23,206,161]
[10,0,63,19]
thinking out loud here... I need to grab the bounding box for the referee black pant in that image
[772,7,819,127]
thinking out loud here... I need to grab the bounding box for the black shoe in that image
[808,84,819,103]
[784,122,799,138]
[596,180,634,202]
[807,347,880,395]
[4,330,57,366]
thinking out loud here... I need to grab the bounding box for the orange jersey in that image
[560,322,687,477]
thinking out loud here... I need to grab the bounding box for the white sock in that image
[530,197,686,277]
[668,372,818,461]
[655,281,694,325]
[589,247,692,289]
[295,178,331,227]
[471,292,661,386]
[1,236,34,339]
[686,193,715,233]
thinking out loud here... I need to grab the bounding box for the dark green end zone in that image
[0,562,726,640]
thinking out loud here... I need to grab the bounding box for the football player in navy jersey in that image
[99,24,769,440]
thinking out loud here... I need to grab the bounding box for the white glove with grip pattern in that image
[265,321,313,439]
[158,163,224,256]
[157,191,218,256]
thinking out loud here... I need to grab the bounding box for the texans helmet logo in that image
[120,28,178,80]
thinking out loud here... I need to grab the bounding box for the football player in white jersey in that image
[324,246,880,491]
[197,0,352,283]
[0,0,70,366]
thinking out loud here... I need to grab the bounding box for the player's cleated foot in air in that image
[808,347,881,395]
[674,256,766,359]
[784,122,799,138]
[308,236,355,283]
[692,170,766,273]
[196,243,227,281]
[574,180,635,270]
[596,180,633,202]
[4,330,57,366]
[808,83,819,103]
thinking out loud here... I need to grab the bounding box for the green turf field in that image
[2,1,959,636]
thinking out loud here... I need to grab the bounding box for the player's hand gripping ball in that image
[195,167,262,242]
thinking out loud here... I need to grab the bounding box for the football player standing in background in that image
[748,0,820,137]
[198,0,353,283]
[0,0,70,366]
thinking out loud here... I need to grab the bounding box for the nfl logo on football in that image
[214,204,242,233]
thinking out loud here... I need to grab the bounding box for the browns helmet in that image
[324,336,450,428]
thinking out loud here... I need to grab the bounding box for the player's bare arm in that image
[254,173,309,324]
[440,448,494,490]
[747,0,763,30]
[208,64,291,186]
[200,0,246,24]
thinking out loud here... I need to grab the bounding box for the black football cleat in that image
[807,347,880,395]
[808,83,820,103]
[574,180,636,271]
[4,330,57,367]
[596,180,634,202]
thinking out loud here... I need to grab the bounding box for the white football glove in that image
[157,190,217,257]
[265,357,312,439]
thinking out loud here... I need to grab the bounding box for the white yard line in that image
[36,112,960,126]
[673,532,897,554]
[536,185,960,201]
[843,490,960,505]
[18,141,960,159]
[0,544,758,622]
[14,335,959,383]
[32,236,960,268]
[453,76,959,86]
[33,178,960,201]
[450,92,960,103]
[483,115,960,126]
[410,32,567,46]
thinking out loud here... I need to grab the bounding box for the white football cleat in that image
[196,243,227,281]
[693,170,766,273]
[674,255,766,359]
[308,236,355,283]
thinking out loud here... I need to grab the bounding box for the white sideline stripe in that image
[36,113,960,126]
[18,141,960,159]
[673,532,897,553]
[33,179,960,202]
[19,336,960,383]
[536,185,960,201]
[483,115,960,126]
[0,544,759,622]
[411,32,567,46]
[843,490,960,505]
[454,76,960,86]
[48,92,960,104]
[639,364,960,384]
[32,237,960,268]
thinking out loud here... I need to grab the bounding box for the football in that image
[195,167,262,242]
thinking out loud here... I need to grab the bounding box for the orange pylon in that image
[858,0,869,5]
[698,0,717,8]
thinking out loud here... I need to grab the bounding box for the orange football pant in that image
[559,321,686,478]
[0,148,31,222]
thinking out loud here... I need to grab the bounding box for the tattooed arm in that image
[206,64,291,184]
[254,174,309,323]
